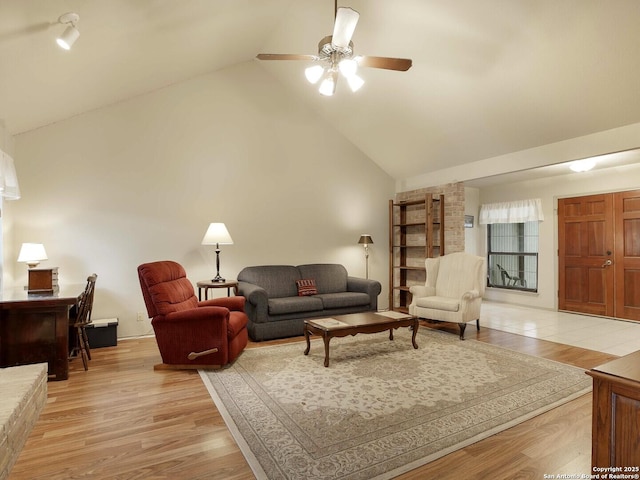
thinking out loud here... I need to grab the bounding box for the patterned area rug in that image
[200,327,591,480]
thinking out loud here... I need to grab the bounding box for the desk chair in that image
[69,274,97,370]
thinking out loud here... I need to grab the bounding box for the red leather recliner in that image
[137,260,248,368]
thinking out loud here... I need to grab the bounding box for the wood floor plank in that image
[8,323,617,480]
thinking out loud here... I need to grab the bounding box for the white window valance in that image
[0,149,20,200]
[479,198,543,224]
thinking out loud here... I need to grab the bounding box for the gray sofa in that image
[237,263,382,341]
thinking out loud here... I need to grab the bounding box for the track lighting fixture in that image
[56,13,80,50]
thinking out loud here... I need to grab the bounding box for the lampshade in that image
[18,243,48,268]
[347,74,364,92]
[305,65,324,84]
[201,223,234,245]
[358,234,374,245]
[338,58,358,77]
[319,70,338,96]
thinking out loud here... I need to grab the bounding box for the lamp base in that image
[212,275,226,283]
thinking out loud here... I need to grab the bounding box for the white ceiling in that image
[2,0,640,183]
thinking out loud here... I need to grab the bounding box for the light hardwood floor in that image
[9,322,617,480]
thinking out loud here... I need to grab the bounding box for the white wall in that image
[464,187,481,255]
[0,119,17,290]
[475,163,640,310]
[8,62,395,338]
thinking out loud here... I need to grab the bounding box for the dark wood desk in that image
[587,350,640,470]
[0,285,82,381]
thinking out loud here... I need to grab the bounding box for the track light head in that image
[56,12,80,50]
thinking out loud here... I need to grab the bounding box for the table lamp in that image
[358,234,373,279]
[202,223,234,282]
[17,243,48,268]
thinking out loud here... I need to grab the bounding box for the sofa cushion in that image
[415,296,460,312]
[297,264,348,294]
[268,296,323,315]
[238,265,301,298]
[296,279,318,296]
[316,292,371,309]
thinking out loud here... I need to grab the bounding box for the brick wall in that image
[390,183,465,309]
[395,182,465,253]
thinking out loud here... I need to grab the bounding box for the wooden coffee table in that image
[303,311,419,367]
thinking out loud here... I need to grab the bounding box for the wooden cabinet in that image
[389,194,444,313]
[27,267,59,294]
[587,350,640,470]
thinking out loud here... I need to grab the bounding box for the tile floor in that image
[480,301,640,357]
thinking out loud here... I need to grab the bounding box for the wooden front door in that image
[614,190,640,320]
[558,189,640,320]
[558,194,614,316]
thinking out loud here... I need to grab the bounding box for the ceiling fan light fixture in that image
[338,58,358,77]
[347,74,364,92]
[319,71,337,96]
[305,65,325,84]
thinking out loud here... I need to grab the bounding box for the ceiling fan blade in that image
[256,54,318,61]
[357,56,413,71]
[332,7,359,49]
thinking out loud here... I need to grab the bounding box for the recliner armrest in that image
[199,296,245,312]
[162,306,229,325]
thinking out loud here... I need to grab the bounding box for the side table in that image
[196,280,238,301]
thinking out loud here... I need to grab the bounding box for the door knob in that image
[602,259,612,267]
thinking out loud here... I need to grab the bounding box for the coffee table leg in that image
[323,334,331,367]
[304,325,311,355]
[389,328,394,341]
[411,320,419,349]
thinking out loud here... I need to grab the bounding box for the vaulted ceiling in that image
[2,0,640,183]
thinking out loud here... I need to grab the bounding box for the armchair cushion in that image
[415,296,460,312]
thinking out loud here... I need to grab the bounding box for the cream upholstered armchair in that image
[409,252,486,339]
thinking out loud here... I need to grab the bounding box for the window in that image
[487,222,538,292]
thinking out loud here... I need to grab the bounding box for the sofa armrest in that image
[237,281,269,324]
[347,276,382,310]
[199,296,246,312]
[347,276,382,295]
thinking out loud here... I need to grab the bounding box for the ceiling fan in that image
[256,0,412,96]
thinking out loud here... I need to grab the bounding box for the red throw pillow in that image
[296,279,318,296]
